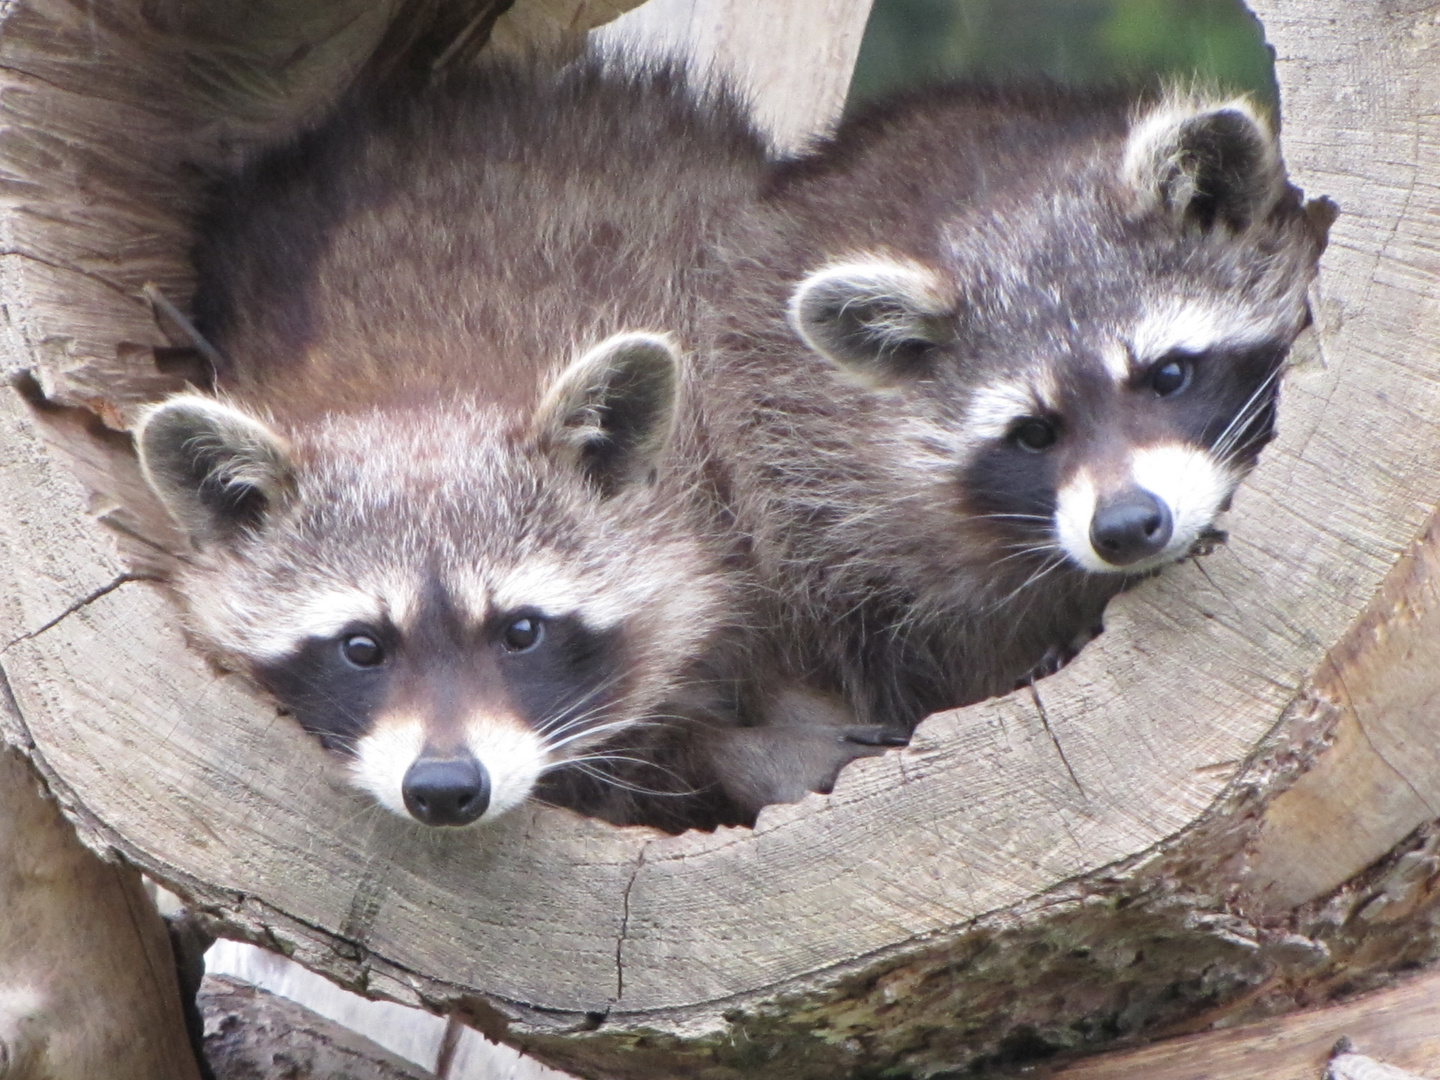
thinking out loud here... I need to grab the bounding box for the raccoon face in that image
[138,333,715,827]
[789,94,1320,580]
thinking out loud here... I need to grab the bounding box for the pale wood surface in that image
[0,737,200,1079]
[207,940,571,1079]
[1047,967,1440,1080]
[3,0,1440,1077]
[591,0,874,152]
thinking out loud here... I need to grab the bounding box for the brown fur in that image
[141,50,902,832]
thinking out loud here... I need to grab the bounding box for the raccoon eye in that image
[340,634,385,668]
[1010,418,1058,453]
[501,616,544,653]
[1149,357,1193,397]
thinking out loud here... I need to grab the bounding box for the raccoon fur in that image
[136,54,878,833]
[698,82,1325,732]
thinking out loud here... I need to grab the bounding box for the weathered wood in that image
[591,0,874,152]
[201,974,437,1080]
[5,0,1440,1078]
[0,734,200,1080]
[1044,967,1440,1080]
[206,940,572,1079]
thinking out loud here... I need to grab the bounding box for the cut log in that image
[0,735,200,1080]
[1045,966,1440,1080]
[200,974,437,1080]
[4,0,1440,1078]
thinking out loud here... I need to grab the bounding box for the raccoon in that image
[135,54,879,832]
[699,83,1324,732]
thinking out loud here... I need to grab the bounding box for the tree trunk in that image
[4,0,1440,1078]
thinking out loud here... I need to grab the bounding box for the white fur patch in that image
[1053,445,1235,574]
[485,556,631,629]
[240,588,387,660]
[350,714,547,826]
[350,717,426,818]
[441,567,492,627]
[1130,299,1278,363]
[1130,443,1234,565]
[966,375,1060,441]
[1100,342,1132,382]
[1054,469,1106,573]
[462,717,548,820]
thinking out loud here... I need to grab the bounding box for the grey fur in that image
[696,82,1325,732]
[137,52,881,832]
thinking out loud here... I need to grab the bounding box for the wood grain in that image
[0,731,200,1080]
[591,0,874,152]
[201,974,435,1080]
[3,0,1440,1077]
[1048,967,1440,1080]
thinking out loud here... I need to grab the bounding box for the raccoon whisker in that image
[543,717,657,754]
[538,669,630,718]
[536,689,653,742]
[1215,421,1273,471]
[557,753,698,791]
[982,551,1069,614]
[267,672,374,748]
[533,673,636,737]
[559,763,698,798]
[537,699,624,740]
[972,512,1055,524]
[988,540,1064,568]
[1213,408,1271,465]
[548,746,700,789]
[1210,366,1283,461]
[539,713,633,749]
[328,789,391,836]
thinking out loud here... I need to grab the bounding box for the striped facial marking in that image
[1130,299,1282,366]
[964,371,1062,442]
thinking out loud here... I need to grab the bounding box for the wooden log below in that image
[201,974,437,1080]
[0,733,200,1080]
[1046,965,1440,1080]
[4,0,1440,1077]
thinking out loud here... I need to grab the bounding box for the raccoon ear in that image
[136,395,295,546]
[535,332,679,494]
[1123,96,1284,231]
[788,260,954,384]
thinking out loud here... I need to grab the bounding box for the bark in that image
[200,975,436,1080]
[4,0,1440,1078]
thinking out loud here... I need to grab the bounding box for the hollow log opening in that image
[1,1,1439,1078]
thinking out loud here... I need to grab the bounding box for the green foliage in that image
[848,0,1276,110]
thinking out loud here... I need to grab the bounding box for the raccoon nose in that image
[402,754,491,826]
[1089,488,1173,567]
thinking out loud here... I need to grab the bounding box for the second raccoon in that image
[703,83,1324,732]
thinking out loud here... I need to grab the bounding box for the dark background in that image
[848,0,1275,110]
